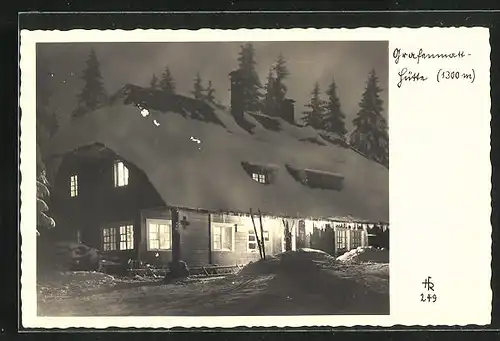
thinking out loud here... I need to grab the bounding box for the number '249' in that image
[421,293,438,303]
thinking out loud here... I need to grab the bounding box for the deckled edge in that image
[19,27,492,330]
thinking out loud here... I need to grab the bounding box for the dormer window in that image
[285,164,344,191]
[252,172,267,184]
[69,174,78,197]
[241,161,278,185]
[113,160,129,187]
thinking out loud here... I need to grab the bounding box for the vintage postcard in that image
[20,28,491,328]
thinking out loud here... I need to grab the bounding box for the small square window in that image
[251,172,267,184]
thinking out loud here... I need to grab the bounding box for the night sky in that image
[37,41,388,128]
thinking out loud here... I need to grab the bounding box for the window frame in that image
[336,229,348,250]
[251,172,267,184]
[351,229,362,249]
[102,226,117,251]
[146,219,172,251]
[119,224,134,250]
[247,229,269,252]
[69,174,78,197]
[113,160,130,188]
[212,223,235,252]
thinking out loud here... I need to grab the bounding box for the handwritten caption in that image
[393,48,475,88]
[420,276,438,303]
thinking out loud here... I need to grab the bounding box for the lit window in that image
[212,223,234,251]
[147,219,171,250]
[336,229,347,250]
[102,227,117,251]
[251,172,267,184]
[69,174,78,197]
[113,161,129,187]
[119,225,134,250]
[247,229,269,252]
[351,229,362,249]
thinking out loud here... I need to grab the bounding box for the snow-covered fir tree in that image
[73,48,108,117]
[192,72,205,100]
[159,66,176,94]
[236,43,262,113]
[323,77,347,138]
[349,69,389,168]
[263,68,277,116]
[35,59,56,235]
[205,80,216,103]
[272,53,289,105]
[302,82,326,129]
[263,54,290,116]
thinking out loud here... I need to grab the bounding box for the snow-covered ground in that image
[37,249,389,316]
[336,246,389,263]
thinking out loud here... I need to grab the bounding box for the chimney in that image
[229,70,244,120]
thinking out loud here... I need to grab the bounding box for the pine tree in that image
[36,148,55,236]
[263,54,290,116]
[205,80,216,103]
[302,82,325,129]
[236,43,262,113]
[349,69,389,168]
[159,66,176,94]
[263,68,277,116]
[35,59,56,236]
[192,72,205,99]
[323,77,347,137]
[150,73,159,89]
[272,53,289,105]
[73,48,108,117]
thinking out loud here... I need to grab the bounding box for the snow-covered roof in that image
[48,85,389,222]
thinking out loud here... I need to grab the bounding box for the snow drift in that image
[336,246,389,263]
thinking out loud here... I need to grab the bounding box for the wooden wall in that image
[139,208,294,267]
[50,145,165,264]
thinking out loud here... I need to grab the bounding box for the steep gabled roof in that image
[48,85,389,222]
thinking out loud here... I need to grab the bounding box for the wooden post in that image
[171,208,180,263]
[258,209,266,260]
[208,213,213,265]
[250,208,263,259]
[333,224,337,255]
[347,228,352,251]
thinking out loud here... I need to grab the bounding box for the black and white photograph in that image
[34,40,390,317]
